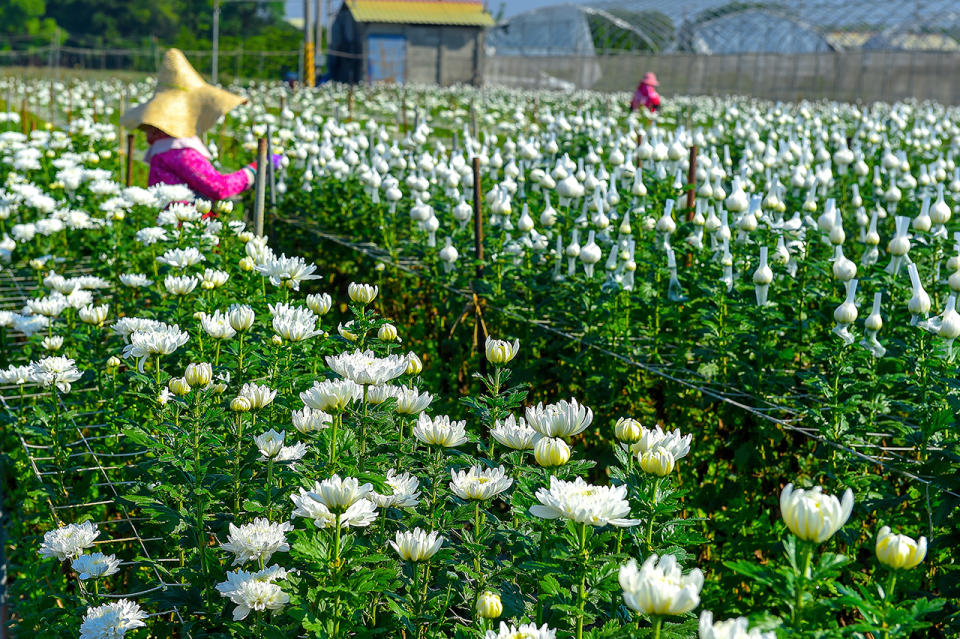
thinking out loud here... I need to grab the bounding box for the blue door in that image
[367,34,406,84]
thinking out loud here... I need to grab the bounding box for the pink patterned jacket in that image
[146,137,253,201]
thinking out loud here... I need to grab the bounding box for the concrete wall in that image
[359,22,483,86]
[486,51,960,104]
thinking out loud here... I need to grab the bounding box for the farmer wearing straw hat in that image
[630,72,661,113]
[121,48,278,202]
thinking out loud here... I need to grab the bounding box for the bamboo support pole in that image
[125,134,134,187]
[254,138,267,237]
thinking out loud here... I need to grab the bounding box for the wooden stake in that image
[636,132,644,169]
[348,86,354,122]
[266,125,276,209]
[472,156,484,280]
[20,99,27,134]
[125,134,134,187]
[254,138,267,237]
[685,145,698,222]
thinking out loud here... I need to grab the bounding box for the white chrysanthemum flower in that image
[122,325,189,373]
[629,425,692,460]
[780,483,854,543]
[255,253,320,290]
[239,383,276,409]
[413,413,468,448]
[300,378,363,413]
[290,477,378,528]
[365,384,400,405]
[485,622,557,639]
[619,554,704,616]
[347,282,378,304]
[163,274,199,296]
[216,565,290,621]
[201,268,229,289]
[220,518,293,566]
[78,304,108,326]
[491,414,537,450]
[134,226,168,245]
[530,476,640,527]
[111,317,166,342]
[450,465,513,501]
[79,599,147,639]
[370,469,421,508]
[272,305,322,342]
[291,406,332,434]
[254,429,307,462]
[156,246,205,269]
[227,304,255,332]
[71,552,121,580]
[389,528,443,562]
[525,398,593,438]
[394,386,433,415]
[698,611,776,639]
[305,293,333,315]
[325,349,409,386]
[200,310,237,340]
[29,356,83,393]
[39,521,100,560]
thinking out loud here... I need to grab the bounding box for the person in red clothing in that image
[630,72,661,113]
[121,49,278,203]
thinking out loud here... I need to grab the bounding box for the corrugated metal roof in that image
[345,1,495,27]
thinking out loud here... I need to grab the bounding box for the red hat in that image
[641,72,659,86]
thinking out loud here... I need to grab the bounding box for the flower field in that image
[0,76,958,638]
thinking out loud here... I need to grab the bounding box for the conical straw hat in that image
[121,49,246,139]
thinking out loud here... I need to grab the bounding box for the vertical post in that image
[636,132,643,169]
[67,80,72,125]
[304,0,315,87]
[212,0,221,84]
[471,157,484,280]
[254,138,267,237]
[266,125,276,209]
[125,134,135,187]
[48,81,54,126]
[20,100,27,135]
[471,156,487,373]
[685,145,698,221]
[315,0,325,75]
[348,86,354,121]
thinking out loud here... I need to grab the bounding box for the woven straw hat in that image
[121,49,245,139]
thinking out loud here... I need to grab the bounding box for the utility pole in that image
[304,0,315,86]
[315,0,324,76]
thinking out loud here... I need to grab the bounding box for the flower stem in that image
[645,478,660,551]
[792,540,812,622]
[577,522,589,639]
[652,616,662,639]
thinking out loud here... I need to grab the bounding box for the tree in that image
[0,0,59,46]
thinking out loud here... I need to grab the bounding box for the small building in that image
[329,0,494,86]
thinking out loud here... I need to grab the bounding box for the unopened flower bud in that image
[406,353,423,375]
[640,448,675,476]
[378,323,398,342]
[238,257,255,271]
[230,396,252,412]
[534,437,571,467]
[614,417,642,444]
[476,591,503,619]
[348,282,378,305]
[106,355,121,369]
[168,377,191,397]
[184,362,212,387]
[485,337,519,365]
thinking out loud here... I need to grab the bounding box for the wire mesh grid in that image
[274,213,960,502]
[0,265,189,631]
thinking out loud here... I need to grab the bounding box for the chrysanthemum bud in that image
[406,353,423,375]
[168,377,191,397]
[476,591,503,619]
[534,437,571,467]
[876,526,926,570]
[106,355,121,369]
[271,335,283,346]
[640,448,675,476]
[485,337,520,365]
[238,257,255,271]
[184,362,212,387]
[348,282,378,305]
[378,323,398,341]
[614,417,643,444]
[230,396,252,412]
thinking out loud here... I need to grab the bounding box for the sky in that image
[283,0,583,21]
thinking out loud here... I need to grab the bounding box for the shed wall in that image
[356,21,483,86]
